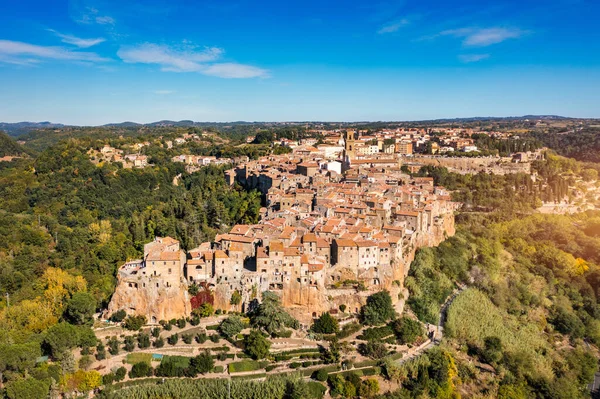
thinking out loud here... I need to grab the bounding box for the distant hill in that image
[0,131,27,157]
[0,121,66,137]
[101,122,142,128]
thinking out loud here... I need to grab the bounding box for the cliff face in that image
[108,214,455,324]
[107,276,191,322]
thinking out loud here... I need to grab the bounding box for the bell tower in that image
[344,130,356,160]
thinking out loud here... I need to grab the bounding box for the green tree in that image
[392,317,424,344]
[244,329,271,360]
[480,336,503,365]
[359,378,380,398]
[189,351,214,374]
[320,338,341,364]
[167,333,179,346]
[312,312,339,334]
[219,315,245,339]
[65,292,96,325]
[124,336,135,352]
[109,309,127,323]
[6,377,50,399]
[230,290,242,309]
[250,291,298,336]
[95,342,106,360]
[138,333,151,349]
[44,322,79,358]
[360,291,396,326]
[107,337,119,355]
[129,362,153,378]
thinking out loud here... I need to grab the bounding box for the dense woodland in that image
[531,127,600,163]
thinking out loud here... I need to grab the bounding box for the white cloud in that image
[458,54,490,63]
[442,27,526,47]
[48,29,105,48]
[0,40,108,65]
[77,7,115,25]
[118,43,268,78]
[202,63,269,79]
[377,18,410,34]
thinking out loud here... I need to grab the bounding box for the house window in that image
[156,283,159,287]
[168,268,172,274]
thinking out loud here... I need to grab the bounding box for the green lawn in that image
[228,360,269,373]
[125,353,153,365]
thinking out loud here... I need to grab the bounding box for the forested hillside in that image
[531,128,600,163]
[0,131,27,157]
[0,137,261,398]
[397,207,600,397]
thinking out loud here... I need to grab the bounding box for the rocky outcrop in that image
[107,274,191,323]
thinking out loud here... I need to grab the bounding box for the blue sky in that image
[0,0,599,124]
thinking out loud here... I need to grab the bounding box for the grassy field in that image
[125,353,153,365]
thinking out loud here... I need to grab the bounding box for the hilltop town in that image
[108,129,460,324]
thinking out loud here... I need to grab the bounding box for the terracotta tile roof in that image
[270,241,284,252]
[308,263,324,272]
[334,239,357,247]
[230,224,252,235]
[284,248,301,257]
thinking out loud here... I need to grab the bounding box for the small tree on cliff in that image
[360,291,396,326]
[249,291,299,337]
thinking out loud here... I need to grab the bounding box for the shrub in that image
[358,341,388,359]
[115,367,127,381]
[314,369,329,381]
[177,318,187,329]
[167,334,179,346]
[336,322,362,339]
[124,315,147,331]
[196,333,208,344]
[78,355,93,370]
[107,337,120,355]
[182,334,194,344]
[109,310,127,323]
[290,362,301,369]
[95,342,106,360]
[138,333,151,349]
[123,336,135,352]
[129,362,153,379]
[153,337,165,348]
[358,326,394,341]
[209,334,220,343]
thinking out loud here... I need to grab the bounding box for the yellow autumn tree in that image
[88,220,112,243]
[40,267,87,315]
[0,299,58,334]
